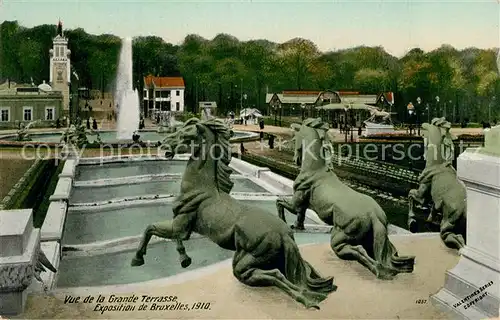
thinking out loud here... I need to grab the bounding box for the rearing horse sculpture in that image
[131,118,336,309]
[276,118,415,280]
[408,117,466,249]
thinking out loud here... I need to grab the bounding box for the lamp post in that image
[273,104,278,126]
[301,103,306,120]
[278,103,282,126]
[243,93,247,125]
[448,100,452,122]
[350,117,354,142]
[426,103,430,123]
[240,78,243,112]
[407,102,414,135]
[380,95,386,116]
[435,95,440,119]
[489,96,496,124]
[344,107,348,143]
[416,97,422,136]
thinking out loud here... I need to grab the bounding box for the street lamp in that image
[416,97,422,135]
[448,100,452,121]
[435,96,440,119]
[408,102,414,135]
[243,93,247,125]
[301,103,306,120]
[278,103,282,126]
[344,107,349,143]
[426,103,430,123]
[240,78,243,112]
[273,104,277,126]
[489,96,496,124]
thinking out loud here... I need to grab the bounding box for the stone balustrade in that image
[0,158,78,316]
[0,210,43,315]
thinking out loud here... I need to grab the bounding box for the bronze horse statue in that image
[408,117,466,249]
[276,118,415,280]
[131,118,336,309]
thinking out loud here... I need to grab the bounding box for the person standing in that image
[268,134,275,149]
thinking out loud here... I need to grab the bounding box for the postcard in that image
[0,0,499,319]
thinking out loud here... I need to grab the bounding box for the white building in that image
[143,75,185,116]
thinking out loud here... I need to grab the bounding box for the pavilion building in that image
[266,90,394,127]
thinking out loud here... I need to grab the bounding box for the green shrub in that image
[175,112,200,122]
[262,116,296,128]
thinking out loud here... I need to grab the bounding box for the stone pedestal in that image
[0,209,40,316]
[431,149,500,319]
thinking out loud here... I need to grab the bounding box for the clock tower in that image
[49,20,71,113]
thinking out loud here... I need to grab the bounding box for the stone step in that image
[431,288,490,320]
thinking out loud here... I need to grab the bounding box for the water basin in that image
[57,228,329,288]
[75,161,187,181]
[64,199,316,245]
[70,178,270,204]
[56,238,234,287]
[2,130,255,143]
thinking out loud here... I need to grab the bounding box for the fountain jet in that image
[115,37,140,140]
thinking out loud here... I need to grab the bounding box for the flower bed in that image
[360,133,483,142]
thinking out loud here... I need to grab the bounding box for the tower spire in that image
[57,19,63,36]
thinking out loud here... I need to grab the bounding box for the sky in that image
[1,0,499,57]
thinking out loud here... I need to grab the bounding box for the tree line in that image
[1,20,499,123]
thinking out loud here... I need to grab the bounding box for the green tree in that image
[277,38,320,89]
[353,68,390,93]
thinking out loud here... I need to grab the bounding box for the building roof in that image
[316,103,373,110]
[265,93,318,104]
[266,90,381,106]
[144,76,185,88]
[340,95,377,104]
[199,101,217,108]
[38,81,52,92]
[240,108,263,118]
[282,90,321,96]
[376,92,395,105]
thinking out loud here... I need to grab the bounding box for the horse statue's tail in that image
[282,233,337,302]
[371,209,415,274]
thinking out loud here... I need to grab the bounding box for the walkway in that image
[21,234,456,319]
[232,124,484,143]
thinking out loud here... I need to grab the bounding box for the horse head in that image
[161,117,234,193]
[290,118,331,168]
[421,117,457,166]
[161,118,202,158]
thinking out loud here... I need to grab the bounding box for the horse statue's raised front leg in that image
[407,191,418,233]
[276,190,309,230]
[131,217,192,268]
[408,182,431,233]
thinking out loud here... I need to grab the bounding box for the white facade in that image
[431,148,500,318]
[170,89,185,112]
[143,85,185,113]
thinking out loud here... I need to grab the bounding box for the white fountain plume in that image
[497,47,500,75]
[497,2,500,74]
[115,37,140,140]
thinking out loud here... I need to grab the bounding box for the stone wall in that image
[0,160,44,210]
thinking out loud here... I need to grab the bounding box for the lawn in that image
[0,159,35,200]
